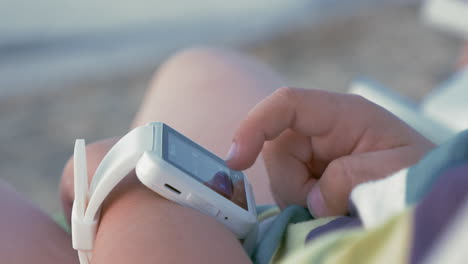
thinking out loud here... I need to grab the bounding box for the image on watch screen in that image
[163,125,248,211]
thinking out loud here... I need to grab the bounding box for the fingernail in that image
[307,186,327,218]
[225,141,237,161]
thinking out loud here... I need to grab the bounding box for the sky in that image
[0,0,416,96]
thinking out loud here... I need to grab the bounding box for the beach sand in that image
[0,5,462,213]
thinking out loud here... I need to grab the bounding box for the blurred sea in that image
[1,0,460,214]
[0,0,415,97]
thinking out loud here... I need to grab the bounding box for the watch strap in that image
[72,125,155,264]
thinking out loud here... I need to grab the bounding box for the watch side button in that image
[186,193,220,217]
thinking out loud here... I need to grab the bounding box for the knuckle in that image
[274,86,299,105]
[347,94,376,112]
[347,94,369,106]
[348,93,365,102]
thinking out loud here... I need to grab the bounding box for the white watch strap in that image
[86,125,154,219]
[72,139,93,264]
[72,124,155,264]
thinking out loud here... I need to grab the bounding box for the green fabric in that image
[326,209,411,264]
[52,212,71,233]
[252,205,312,264]
[280,209,411,264]
[280,229,359,264]
[257,205,279,216]
[273,217,337,263]
[406,130,468,205]
[257,205,281,222]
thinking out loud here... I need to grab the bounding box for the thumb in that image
[306,145,426,217]
[306,157,353,217]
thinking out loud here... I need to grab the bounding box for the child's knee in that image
[149,46,280,97]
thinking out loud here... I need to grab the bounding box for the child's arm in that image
[61,138,251,264]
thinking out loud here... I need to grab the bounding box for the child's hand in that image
[226,87,434,217]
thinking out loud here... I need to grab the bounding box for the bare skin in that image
[60,49,433,264]
[0,179,78,264]
[225,87,434,217]
[60,47,283,263]
[6,42,463,262]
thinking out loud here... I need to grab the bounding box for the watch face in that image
[162,125,248,211]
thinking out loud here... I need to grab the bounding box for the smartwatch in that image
[71,122,258,264]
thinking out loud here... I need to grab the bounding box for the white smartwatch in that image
[71,122,258,264]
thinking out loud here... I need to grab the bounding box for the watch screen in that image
[163,125,248,211]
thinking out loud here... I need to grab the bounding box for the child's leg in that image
[132,47,283,205]
[62,47,284,263]
[0,179,78,264]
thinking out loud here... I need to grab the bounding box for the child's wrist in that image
[91,172,247,263]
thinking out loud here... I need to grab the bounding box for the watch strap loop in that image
[72,139,95,264]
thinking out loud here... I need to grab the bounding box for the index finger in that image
[226,87,351,170]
